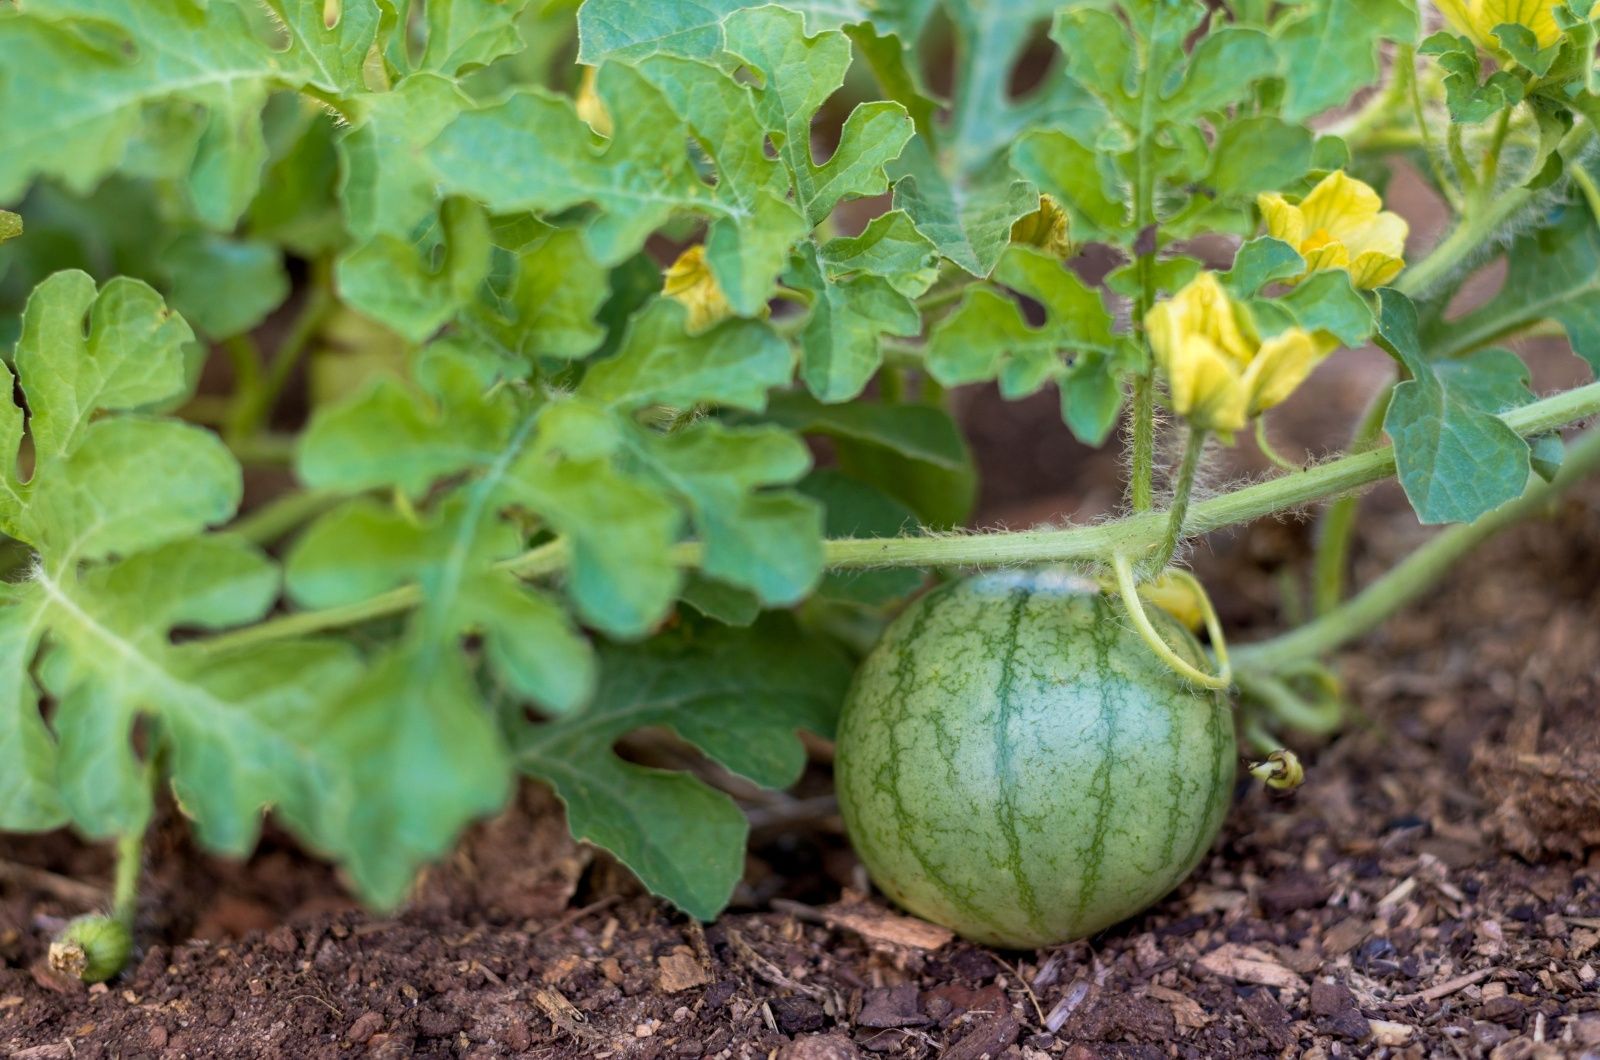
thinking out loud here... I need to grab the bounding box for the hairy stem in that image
[1239,426,1600,671]
[1408,48,1464,211]
[231,266,335,442]
[1311,384,1394,614]
[230,488,345,546]
[192,383,1600,656]
[1235,669,1343,733]
[1148,426,1205,573]
[1399,120,1596,297]
[1130,377,1156,512]
[221,335,264,444]
[1479,105,1513,194]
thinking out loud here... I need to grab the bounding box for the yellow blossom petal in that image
[1155,272,1255,366]
[1170,334,1250,433]
[1010,194,1074,257]
[1434,0,1598,53]
[1257,192,1305,248]
[1347,250,1405,289]
[1148,274,1333,434]
[1342,207,1408,260]
[1300,239,1350,275]
[1241,328,1324,417]
[1297,170,1383,243]
[1480,0,1562,48]
[663,245,732,333]
[1436,0,1492,48]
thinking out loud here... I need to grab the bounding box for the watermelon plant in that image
[4,0,1600,973]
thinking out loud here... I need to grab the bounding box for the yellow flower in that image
[1145,273,1329,435]
[1258,171,1407,290]
[1009,195,1073,258]
[1434,0,1597,53]
[663,245,732,332]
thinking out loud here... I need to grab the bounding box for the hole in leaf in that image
[1005,19,1056,102]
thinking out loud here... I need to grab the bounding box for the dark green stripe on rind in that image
[991,585,1045,937]
[836,581,1013,938]
[835,571,1237,949]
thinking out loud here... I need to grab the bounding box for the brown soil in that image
[6,368,1600,1058]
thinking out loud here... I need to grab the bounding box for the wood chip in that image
[1146,984,1211,1030]
[771,899,954,952]
[1322,917,1373,956]
[1194,944,1305,992]
[657,948,711,993]
[1369,1019,1415,1046]
[532,988,605,1042]
[1239,990,1295,1050]
[1394,967,1494,1005]
[1376,878,1417,909]
[9,1045,72,1060]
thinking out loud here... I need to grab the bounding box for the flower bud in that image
[49,915,133,984]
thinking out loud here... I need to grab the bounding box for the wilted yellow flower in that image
[1139,572,1206,631]
[1258,171,1407,290]
[663,245,732,332]
[1435,0,1598,53]
[575,66,613,137]
[1010,195,1073,258]
[1249,749,1305,791]
[1145,273,1329,436]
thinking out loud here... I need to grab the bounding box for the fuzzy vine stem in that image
[1111,553,1231,690]
[1407,48,1465,211]
[230,487,344,546]
[192,383,1600,657]
[110,829,142,932]
[1398,111,1596,297]
[1239,425,1600,672]
[1311,384,1393,615]
[1128,16,1162,514]
[1234,669,1343,733]
[230,263,336,442]
[1147,427,1205,574]
[1130,379,1157,512]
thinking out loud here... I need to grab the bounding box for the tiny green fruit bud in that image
[49,915,133,984]
[1248,749,1305,791]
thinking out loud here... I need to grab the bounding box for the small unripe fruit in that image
[835,570,1236,948]
[49,915,133,983]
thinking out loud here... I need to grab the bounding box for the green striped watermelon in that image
[834,569,1236,948]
